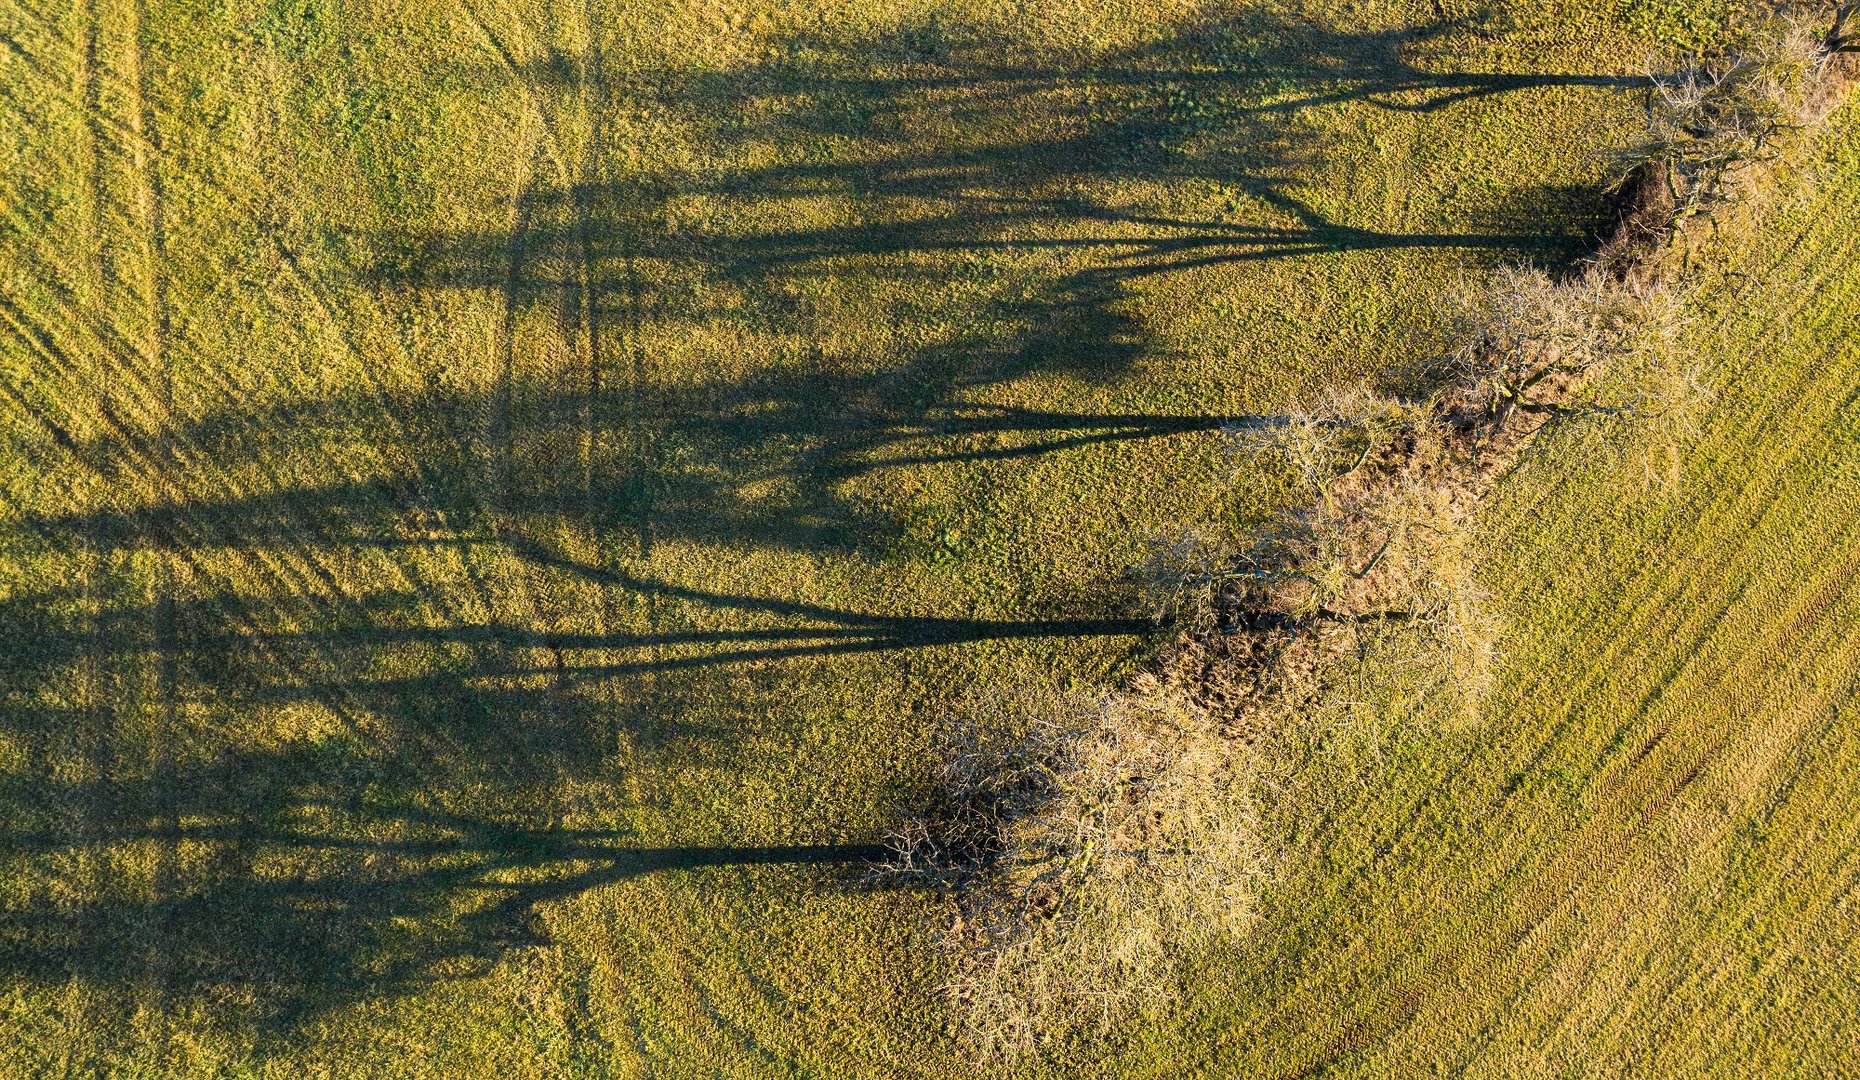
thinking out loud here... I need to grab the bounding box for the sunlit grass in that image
[7,0,1834,1074]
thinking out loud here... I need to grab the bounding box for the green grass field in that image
[3,0,1855,1074]
[1149,111,1860,1075]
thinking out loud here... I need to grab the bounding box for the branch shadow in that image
[347,9,1634,563]
[0,2,1643,1044]
[0,497,1145,1034]
[380,7,1635,297]
[0,581,896,1034]
[1,729,883,1033]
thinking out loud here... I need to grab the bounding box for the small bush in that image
[1132,525,1235,632]
[1241,391,1457,617]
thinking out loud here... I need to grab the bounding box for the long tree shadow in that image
[0,579,901,1034]
[351,10,1632,561]
[383,7,1633,297]
[0,496,1146,1033]
[0,723,882,1033]
[23,376,1246,556]
[0,2,1645,1044]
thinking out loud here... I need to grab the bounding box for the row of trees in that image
[875,3,1855,1063]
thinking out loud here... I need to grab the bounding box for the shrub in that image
[1242,389,1457,617]
[1445,266,1676,427]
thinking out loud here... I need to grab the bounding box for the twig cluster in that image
[872,686,1260,1061]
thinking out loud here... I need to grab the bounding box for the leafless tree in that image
[1612,18,1828,219]
[1447,267,1672,428]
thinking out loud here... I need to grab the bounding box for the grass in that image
[1146,103,1860,1076]
[2,0,1847,1074]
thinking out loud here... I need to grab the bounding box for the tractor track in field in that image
[77,0,116,1000]
[0,108,542,769]
[0,87,403,755]
[488,128,583,798]
[556,11,629,759]
[1215,195,1860,1057]
[12,0,617,678]
[488,34,585,776]
[468,0,660,746]
[453,0,629,658]
[1246,168,1860,1073]
[495,135,538,517]
[568,1,659,744]
[533,30,607,534]
[456,0,570,176]
[0,4,522,633]
[5,14,195,823]
[1287,486,1860,1076]
[124,0,180,1006]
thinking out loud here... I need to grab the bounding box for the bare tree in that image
[872,684,1262,1062]
[1612,18,1828,220]
[1447,267,1672,428]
